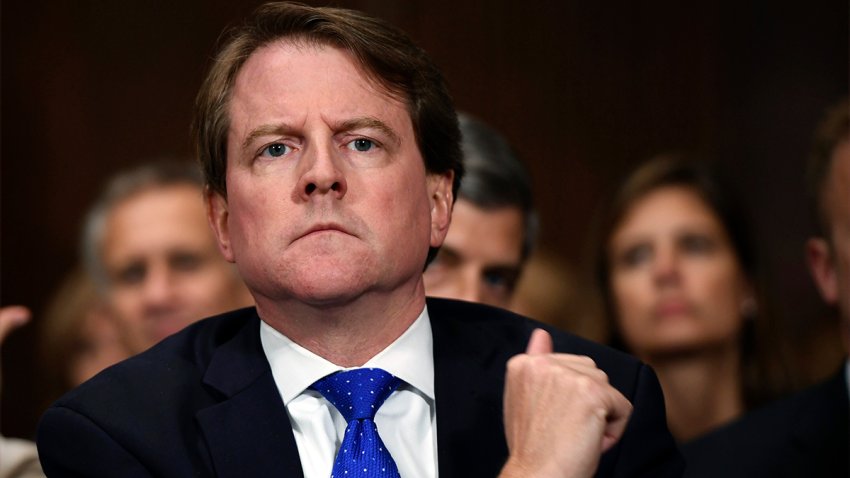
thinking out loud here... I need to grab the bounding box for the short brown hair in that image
[193,2,463,201]
[806,98,849,236]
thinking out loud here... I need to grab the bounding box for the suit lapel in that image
[429,299,514,478]
[788,367,850,475]
[195,313,304,478]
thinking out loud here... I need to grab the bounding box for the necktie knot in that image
[311,368,402,478]
[312,368,401,422]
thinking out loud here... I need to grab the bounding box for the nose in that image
[452,268,484,304]
[456,284,482,303]
[296,142,347,201]
[141,264,177,313]
[652,248,681,287]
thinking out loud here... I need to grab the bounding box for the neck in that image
[255,281,427,367]
[643,343,744,443]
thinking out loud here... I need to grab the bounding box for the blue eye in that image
[483,268,519,292]
[262,143,290,157]
[349,138,374,152]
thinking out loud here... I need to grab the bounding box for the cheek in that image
[423,266,459,294]
[691,262,747,330]
[191,267,234,296]
[226,194,279,258]
[482,290,512,310]
[422,267,442,289]
[611,272,654,338]
[373,176,432,242]
[111,290,140,317]
[612,273,651,316]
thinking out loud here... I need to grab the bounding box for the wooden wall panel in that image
[2,0,846,437]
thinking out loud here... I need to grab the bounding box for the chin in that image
[644,333,735,358]
[288,268,376,305]
[290,285,368,308]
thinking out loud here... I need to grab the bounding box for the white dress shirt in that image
[260,307,438,478]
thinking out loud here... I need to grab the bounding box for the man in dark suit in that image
[37,3,683,477]
[682,100,850,477]
[423,112,536,310]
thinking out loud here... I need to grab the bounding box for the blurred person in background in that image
[83,161,254,354]
[511,248,603,341]
[423,112,538,310]
[39,267,128,401]
[0,306,45,478]
[683,99,849,477]
[593,155,792,443]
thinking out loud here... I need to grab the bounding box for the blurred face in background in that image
[608,186,752,358]
[101,184,253,353]
[423,199,525,309]
[68,302,127,386]
[808,139,850,345]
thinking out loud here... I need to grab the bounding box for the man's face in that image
[809,140,850,336]
[208,42,453,311]
[101,184,253,352]
[423,199,525,309]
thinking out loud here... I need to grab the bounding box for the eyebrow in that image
[240,116,402,152]
[241,123,299,152]
[437,245,461,261]
[338,116,401,148]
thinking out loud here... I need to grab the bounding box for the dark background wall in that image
[2,0,847,439]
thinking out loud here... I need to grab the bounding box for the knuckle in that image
[506,355,525,373]
[528,354,550,368]
[573,374,596,393]
[576,355,596,367]
[595,368,609,383]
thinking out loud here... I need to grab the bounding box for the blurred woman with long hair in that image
[593,155,792,442]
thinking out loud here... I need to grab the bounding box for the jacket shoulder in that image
[50,307,258,412]
[426,297,644,391]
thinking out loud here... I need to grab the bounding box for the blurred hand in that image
[500,329,633,478]
[0,305,32,345]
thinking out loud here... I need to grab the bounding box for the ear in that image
[206,187,236,263]
[806,237,839,305]
[737,277,758,318]
[427,171,454,248]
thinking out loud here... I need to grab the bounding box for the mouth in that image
[148,314,192,341]
[296,223,354,241]
[654,300,691,319]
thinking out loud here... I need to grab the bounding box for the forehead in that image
[103,185,211,253]
[228,40,412,138]
[630,186,713,221]
[446,200,525,252]
[449,198,525,241]
[615,186,719,238]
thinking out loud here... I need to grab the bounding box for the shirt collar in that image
[260,306,434,405]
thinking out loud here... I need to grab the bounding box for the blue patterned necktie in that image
[312,368,402,478]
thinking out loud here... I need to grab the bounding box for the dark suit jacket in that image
[38,298,683,477]
[682,366,850,478]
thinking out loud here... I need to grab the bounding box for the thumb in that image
[0,305,31,345]
[525,328,553,355]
